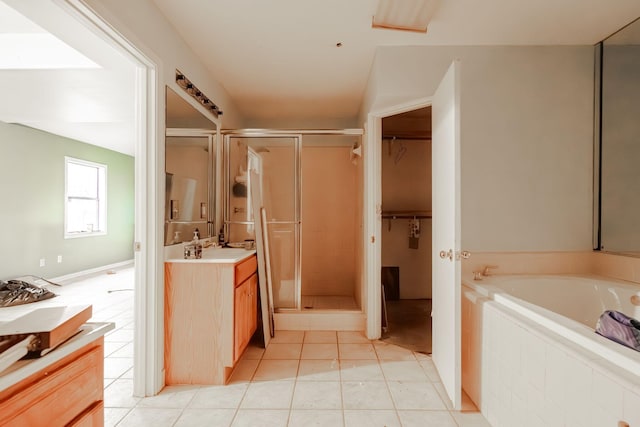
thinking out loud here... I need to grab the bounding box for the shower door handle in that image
[439,249,453,261]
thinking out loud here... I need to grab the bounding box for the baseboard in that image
[50,259,134,284]
[274,311,366,331]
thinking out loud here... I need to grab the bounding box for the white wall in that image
[362,46,595,252]
[86,0,245,129]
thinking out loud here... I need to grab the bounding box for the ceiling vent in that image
[372,0,441,33]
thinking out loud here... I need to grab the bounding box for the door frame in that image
[364,97,433,339]
[61,0,162,396]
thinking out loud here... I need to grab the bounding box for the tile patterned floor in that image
[57,267,491,427]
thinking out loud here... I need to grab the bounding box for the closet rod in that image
[381,211,432,220]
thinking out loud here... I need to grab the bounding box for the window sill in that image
[64,231,107,239]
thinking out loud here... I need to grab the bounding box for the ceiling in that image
[152,0,640,124]
[1,0,640,155]
[0,0,138,155]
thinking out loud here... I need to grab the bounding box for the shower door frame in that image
[223,131,302,311]
[222,129,364,312]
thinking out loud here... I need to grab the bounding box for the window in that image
[65,157,107,238]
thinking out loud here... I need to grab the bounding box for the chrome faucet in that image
[482,265,498,276]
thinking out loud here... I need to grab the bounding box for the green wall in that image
[0,121,134,280]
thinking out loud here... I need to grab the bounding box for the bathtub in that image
[462,274,640,427]
[464,274,640,375]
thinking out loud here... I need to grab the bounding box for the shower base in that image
[301,295,358,311]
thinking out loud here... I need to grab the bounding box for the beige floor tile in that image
[105,327,134,343]
[103,356,133,379]
[269,330,305,343]
[451,411,493,426]
[231,409,290,427]
[174,408,236,427]
[292,381,342,409]
[104,408,131,427]
[418,357,442,382]
[301,343,339,360]
[433,382,454,410]
[104,377,116,389]
[241,344,266,360]
[297,359,341,381]
[116,407,182,427]
[240,380,295,409]
[338,343,377,360]
[387,381,447,410]
[398,410,458,426]
[304,330,338,343]
[104,341,127,357]
[340,359,385,381]
[343,410,401,427]
[189,383,249,408]
[262,343,302,360]
[338,331,371,344]
[288,409,344,427]
[103,379,141,408]
[229,358,260,383]
[137,384,200,408]
[373,341,417,360]
[380,360,428,381]
[119,367,133,379]
[253,359,299,381]
[342,381,395,409]
[109,342,134,358]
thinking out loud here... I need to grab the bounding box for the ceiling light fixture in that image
[372,0,441,33]
[175,70,222,117]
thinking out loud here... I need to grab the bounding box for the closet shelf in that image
[381,210,432,219]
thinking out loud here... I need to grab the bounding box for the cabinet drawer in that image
[235,255,257,287]
[0,345,103,426]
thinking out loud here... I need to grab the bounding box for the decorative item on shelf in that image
[350,141,362,165]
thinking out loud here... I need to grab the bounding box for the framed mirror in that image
[596,17,640,256]
[164,86,218,245]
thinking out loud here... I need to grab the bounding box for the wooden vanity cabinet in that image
[164,254,258,385]
[234,272,258,363]
[0,338,104,427]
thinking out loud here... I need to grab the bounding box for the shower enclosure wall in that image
[223,130,363,313]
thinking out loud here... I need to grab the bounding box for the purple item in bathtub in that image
[595,310,640,352]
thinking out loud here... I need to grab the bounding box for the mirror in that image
[597,17,640,255]
[165,86,218,245]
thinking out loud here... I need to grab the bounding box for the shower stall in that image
[223,130,363,314]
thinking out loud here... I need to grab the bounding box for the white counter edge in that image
[0,321,114,392]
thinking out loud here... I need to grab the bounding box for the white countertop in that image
[165,245,256,264]
[0,321,114,392]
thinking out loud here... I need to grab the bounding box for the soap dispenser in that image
[192,229,202,259]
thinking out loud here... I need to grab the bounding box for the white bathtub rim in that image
[463,275,640,378]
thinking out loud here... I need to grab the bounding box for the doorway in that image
[379,107,433,354]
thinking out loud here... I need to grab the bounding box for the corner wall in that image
[0,122,134,279]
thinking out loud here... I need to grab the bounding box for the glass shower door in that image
[225,135,300,310]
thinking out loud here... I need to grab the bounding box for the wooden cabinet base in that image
[0,339,104,427]
[164,256,258,385]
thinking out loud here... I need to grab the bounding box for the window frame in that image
[64,156,107,238]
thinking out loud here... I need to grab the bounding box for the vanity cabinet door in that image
[234,273,258,362]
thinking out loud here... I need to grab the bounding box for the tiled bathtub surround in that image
[464,250,640,284]
[463,283,640,427]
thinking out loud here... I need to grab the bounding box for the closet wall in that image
[381,109,432,299]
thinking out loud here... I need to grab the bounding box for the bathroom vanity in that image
[164,247,258,385]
